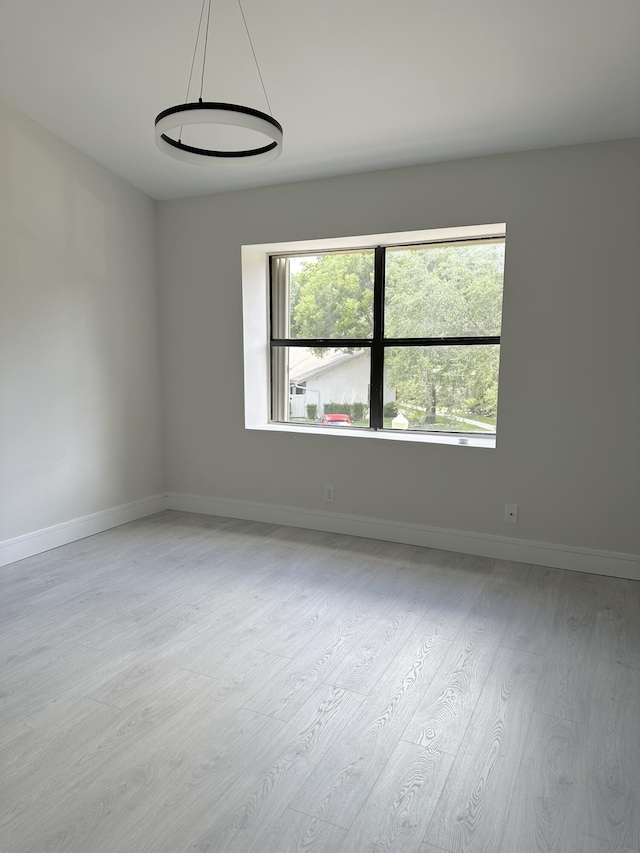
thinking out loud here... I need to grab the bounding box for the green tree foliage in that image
[385,344,500,422]
[290,252,374,342]
[385,243,503,338]
[290,244,504,425]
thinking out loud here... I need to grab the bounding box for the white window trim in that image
[241,223,505,449]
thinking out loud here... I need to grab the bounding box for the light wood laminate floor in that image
[1,511,639,853]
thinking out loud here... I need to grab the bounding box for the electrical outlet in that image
[324,484,335,503]
[504,503,519,523]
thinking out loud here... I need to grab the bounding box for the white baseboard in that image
[3,491,637,582]
[0,495,168,568]
[167,492,640,582]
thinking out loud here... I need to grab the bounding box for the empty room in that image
[1,1,639,851]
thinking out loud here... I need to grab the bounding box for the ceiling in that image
[2,0,639,201]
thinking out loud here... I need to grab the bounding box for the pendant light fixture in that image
[155,0,283,166]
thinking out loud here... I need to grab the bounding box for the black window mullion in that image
[382,335,500,347]
[369,246,385,430]
[271,336,499,348]
[270,338,372,348]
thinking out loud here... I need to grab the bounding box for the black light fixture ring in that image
[155,101,283,166]
[155,101,283,133]
[159,134,278,159]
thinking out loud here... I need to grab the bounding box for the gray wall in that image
[2,101,637,561]
[0,101,164,540]
[158,139,640,555]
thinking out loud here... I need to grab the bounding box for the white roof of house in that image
[289,349,364,384]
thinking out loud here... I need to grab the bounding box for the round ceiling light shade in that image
[155,101,283,166]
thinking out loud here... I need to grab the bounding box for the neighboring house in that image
[289,349,395,418]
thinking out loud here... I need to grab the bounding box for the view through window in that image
[270,233,505,436]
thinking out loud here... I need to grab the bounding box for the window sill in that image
[249,422,496,449]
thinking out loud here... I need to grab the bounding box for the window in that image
[268,230,505,438]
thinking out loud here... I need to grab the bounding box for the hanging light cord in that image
[179,0,211,141]
[237,0,273,116]
[185,0,208,104]
[200,0,213,100]
[182,0,274,119]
